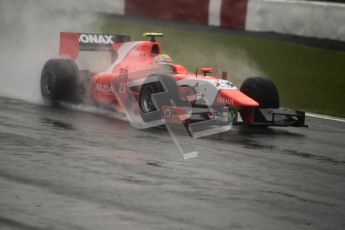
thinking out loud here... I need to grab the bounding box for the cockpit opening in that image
[151,44,160,55]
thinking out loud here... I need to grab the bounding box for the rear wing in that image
[59,32,130,60]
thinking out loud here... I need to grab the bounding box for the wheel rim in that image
[140,85,155,113]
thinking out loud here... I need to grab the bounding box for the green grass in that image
[99,17,345,117]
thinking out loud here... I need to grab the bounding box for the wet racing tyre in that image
[139,74,184,113]
[41,59,83,104]
[138,74,189,123]
[240,77,280,122]
[139,81,164,113]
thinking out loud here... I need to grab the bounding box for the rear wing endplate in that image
[59,32,130,60]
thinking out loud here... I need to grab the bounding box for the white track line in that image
[306,112,345,123]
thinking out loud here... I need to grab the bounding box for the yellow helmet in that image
[154,54,172,64]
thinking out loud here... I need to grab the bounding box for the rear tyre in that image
[41,59,83,104]
[240,77,279,122]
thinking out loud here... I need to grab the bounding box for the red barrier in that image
[221,0,248,29]
[125,0,210,25]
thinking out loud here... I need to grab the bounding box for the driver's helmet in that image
[153,54,172,64]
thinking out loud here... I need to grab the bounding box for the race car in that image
[41,32,306,133]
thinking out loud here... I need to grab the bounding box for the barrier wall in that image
[102,0,345,42]
[124,0,248,29]
[125,0,209,25]
[246,0,345,41]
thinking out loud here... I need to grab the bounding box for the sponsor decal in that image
[163,107,173,119]
[129,49,145,57]
[95,83,112,94]
[118,82,127,95]
[228,108,237,121]
[215,95,234,106]
[119,67,129,78]
[79,34,114,44]
[161,106,189,123]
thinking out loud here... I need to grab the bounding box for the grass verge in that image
[100,17,345,118]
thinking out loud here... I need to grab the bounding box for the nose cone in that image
[219,89,259,107]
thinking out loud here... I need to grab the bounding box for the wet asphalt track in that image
[0,96,344,230]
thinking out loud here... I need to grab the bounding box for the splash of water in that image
[0,0,116,104]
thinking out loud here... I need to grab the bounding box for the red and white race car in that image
[41,32,306,131]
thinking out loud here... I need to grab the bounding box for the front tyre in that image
[240,77,280,122]
[139,83,162,113]
[138,74,190,123]
[41,59,83,104]
[138,74,179,114]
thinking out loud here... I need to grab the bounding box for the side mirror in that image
[200,67,213,76]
